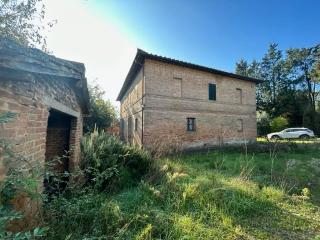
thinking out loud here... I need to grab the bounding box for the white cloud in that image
[43,0,137,106]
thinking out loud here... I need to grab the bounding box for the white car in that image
[267,128,315,140]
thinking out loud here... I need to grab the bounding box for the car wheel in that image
[271,135,280,140]
[299,134,309,140]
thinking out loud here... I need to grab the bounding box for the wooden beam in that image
[43,97,80,118]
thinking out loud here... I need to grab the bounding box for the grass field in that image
[257,137,320,143]
[46,143,320,239]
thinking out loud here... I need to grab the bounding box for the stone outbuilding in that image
[0,37,89,182]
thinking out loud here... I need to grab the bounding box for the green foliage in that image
[303,106,320,134]
[3,109,319,239]
[270,116,288,132]
[0,112,48,239]
[44,131,152,239]
[286,45,320,131]
[44,144,320,239]
[235,59,249,76]
[0,160,48,239]
[81,129,151,191]
[0,0,55,50]
[235,59,260,79]
[1,110,150,238]
[84,84,118,133]
[302,187,311,199]
[236,43,320,133]
[256,111,271,136]
[45,193,107,239]
[259,44,289,116]
[0,211,48,240]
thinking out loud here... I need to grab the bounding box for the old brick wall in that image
[0,77,83,183]
[142,59,257,150]
[120,68,144,146]
[69,114,83,170]
[0,77,84,230]
[0,80,48,173]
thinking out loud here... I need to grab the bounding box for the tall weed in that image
[80,129,151,191]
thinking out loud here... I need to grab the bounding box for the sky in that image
[43,0,320,106]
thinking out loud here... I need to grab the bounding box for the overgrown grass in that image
[257,136,320,143]
[45,143,320,239]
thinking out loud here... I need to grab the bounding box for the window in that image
[173,77,182,97]
[135,118,138,131]
[187,118,196,131]
[236,88,242,104]
[209,83,216,101]
[297,128,305,132]
[237,119,243,132]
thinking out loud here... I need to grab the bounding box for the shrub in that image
[45,193,108,239]
[270,116,288,132]
[257,111,271,136]
[80,129,151,191]
[83,84,118,133]
[304,107,320,135]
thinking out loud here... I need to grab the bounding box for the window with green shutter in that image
[208,83,216,101]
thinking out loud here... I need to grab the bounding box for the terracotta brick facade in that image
[119,50,259,150]
[0,38,89,229]
[0,78,84,179]
[0,75,86,230]
[120,68,144,145]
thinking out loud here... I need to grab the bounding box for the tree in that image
[235,59,249,76]
[256,111,271,136]
[247,60,261,78]
[84,84,118,133]
[286,45,320,130]
[0,0,54,49]
[234,43,316,130]
[237,44,289,115]
[316,61,320,76]
[270,116,288,132]
[259,44,289,116]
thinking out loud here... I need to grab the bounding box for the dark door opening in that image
[44,109,72,197]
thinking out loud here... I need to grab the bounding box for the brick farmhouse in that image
[0,38,89,194]
[117,49,262,150]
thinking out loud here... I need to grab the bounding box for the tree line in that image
[235,43,320,135]
[1,0,319,135]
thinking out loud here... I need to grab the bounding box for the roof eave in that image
[143,52,263,83]
[0,37,90,114]
[116,50,145,101]
[116,49,264,101]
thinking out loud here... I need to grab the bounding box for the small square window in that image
[236,88,242,104]
[173,77,182,97]
[187,118,196,131]
[237,119,243,132]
